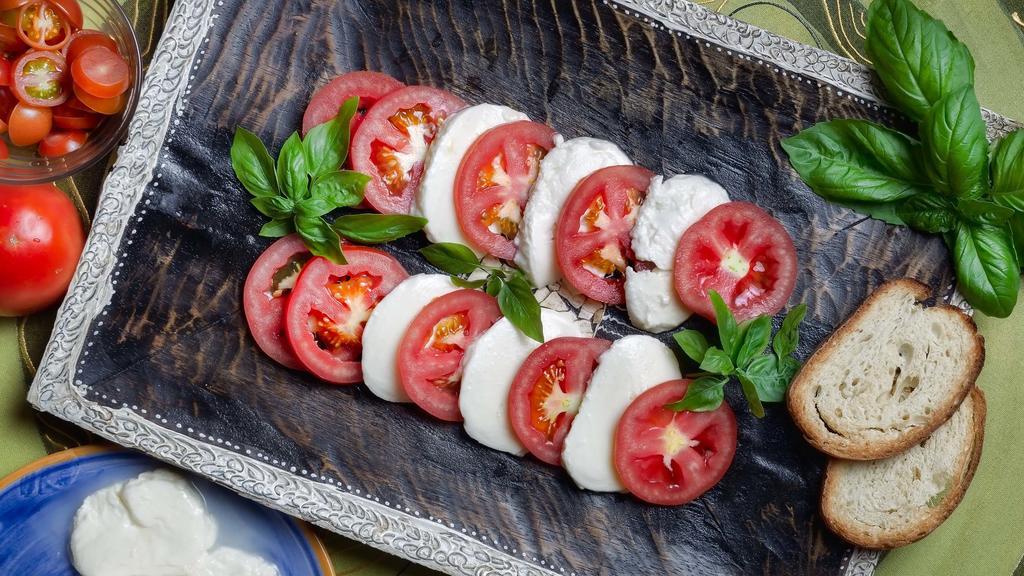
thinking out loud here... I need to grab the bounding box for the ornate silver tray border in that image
[26,1,1015,575]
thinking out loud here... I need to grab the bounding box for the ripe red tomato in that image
[8,100,51,145]
[71,46,129,99]
[16,1,72,51]
[0,183,84,316]
[48,0,82,30]
[555,165,653,305]
[0,56,10,87]
[301,70,404,137]
[508,336,610,465]
[350,85,466,214]
[63,29,117,64]
[673,201,798,323]
[614,379,737,506]
[52,98,100,129]
[242,234,310,370]
[454,120,556,260]
[284,247,408,384]
[73,81,124,115]
[37,129,85,156]
[398,289,502,421]
[11,50,69,107]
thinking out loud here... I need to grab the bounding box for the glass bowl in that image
[0,0,142,185]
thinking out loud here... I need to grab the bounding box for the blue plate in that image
[0,446,333,575]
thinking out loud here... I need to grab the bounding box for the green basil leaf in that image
[333,214,426,244]
[865,0,974,122]
[952,222,1020,317]
[956,198,1015,226]
[250,195,294,219]
[498,272,543,343]
[296,196,334,219]
[259,218,294,238]
[780,356,802,383]
[296,215,345,264]
[277,132,309,200]
[451,277,488,289]
[484,274,502,296]
[991,130,1024,210]
[699,347,734,375]
[673,329,709,364]
[231,127,278,197]
[734,315,772,368]
[773,303,807,360]
[743,355,788,403]
[708,290,738,357]
[896,194,957,233]
[735,370,766,417]
[1010,215,1024,271]
[664,375,728,413]
[833,200,907,226]
[419,242,482,275]
[920,85,989,198]
[781,119,930,203]
[311,170,369,208]
[303,97,359,178]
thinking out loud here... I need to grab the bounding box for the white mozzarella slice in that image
[514,137,631,288]
[460,308,585,455]
[631,174,730,270]
[624,267,692,332]
[361,274,458,403]
[562,335,682,492]
[415,104,529,250]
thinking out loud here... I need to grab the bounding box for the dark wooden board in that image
[74,1,954,574]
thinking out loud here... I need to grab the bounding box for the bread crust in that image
[786,279,985,460]
[820,387,987,549]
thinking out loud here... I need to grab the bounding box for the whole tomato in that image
[0,183,84,316]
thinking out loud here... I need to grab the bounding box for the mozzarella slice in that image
[460,308,585,455]
[624,267,691,332]
[514,137,631,288]
[562,335,682,492]
[415,104,529,250]
[361,274,458,403]
[631,174,730,270]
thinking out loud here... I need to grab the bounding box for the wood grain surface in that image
[74,1,955,574]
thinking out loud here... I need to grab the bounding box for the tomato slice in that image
[63,29,117,63]
[301,70,404,137]
[16,1,71,51]
[350,85,466,214]
[73,81,124,114]
[508,336,610,465]
[284,247,408,384]
[454,120,556,260]
[7,100,50,145]
[11,50,68,107]
[397,289,501,421]
[673,201,798,323]
[555,165,653,305]
[242,234,310,370]
[52,97,99,128]
[71,45,129,99]
[614,379,737,506]
[36,128,83,156]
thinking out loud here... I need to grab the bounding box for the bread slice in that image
[821,387,986,549]
[787,279,984,459]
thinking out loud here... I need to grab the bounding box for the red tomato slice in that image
[673,201,798,323]
[12,50,69,107]
[301,70,404,137]
[37,128,84,156]
[73,81,125,115]
[63,29,117,63]
[284,247,408,384]
[508,336,610,465]
[555,165,653,305]
[397,289,501,421]
[52,98,99,129]
[454,120,556,260]
[16,1,71,51]
[614,379,737,506]
[242,234,310,371]
[8,100,50,145]
[71,45,129,99]
[350,85,466,214]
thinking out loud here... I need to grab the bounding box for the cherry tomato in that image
[614,379,738,506]
[0,183,85,316]
[8,100,51,145]
[0,85,17,120]
[36,128,83,156]
[16,1,71,51]
[0,56,10,87]
[71,45,128,99]
[63,29,117,63]
[302,70,403,137]
[0,22,25,52]
[242,234,310,370]
[673,202,798,323]
[350,85,466,214]
[398,289,502,421]
[285,247,408,384]
[12,50,68,107]
[48,0,80,30]
[72,81,124,114]
[51,97,97,128]
[0,138,8,158]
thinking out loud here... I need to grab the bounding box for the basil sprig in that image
[231,97,425,263]
[666,291,807,417]
[420,242,544,342]
[781,0,1021,318]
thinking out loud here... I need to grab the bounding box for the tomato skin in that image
[36,128,84,156]
[71,45,129,99]
[0,56,10,87]
[614,379,738,506]
[0,22,26,52]
[17,1,72,51]
[0,138,8,158]
[301,70,404,137]
[51,98,99,129]
[72,81,124,114]
[63,29,117,64]
[0,183,84,316]
[8,100,51,145]
[11,49,69,107]
[242,234,309,370]
[48,0,81,30]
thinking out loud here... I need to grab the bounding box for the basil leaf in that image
[781,120,930,203]
[250,195,294,219]
[333,214,427,244]
[259,218,294,238]
[773,303,807,360]
[277,132,309,200]
[991,130,1024,210]
[311,170,368,208]
[833,200,906,226]
[452,277,488,289]
[484,274,502,296]
[896,194,956,233]
[956,198,1015,226]
[303,97,358,178]
[419,242,481,275]
[231,127,278,197]
[743,355,788,403]
[734,315,772,368]
[920,86,989,198]
[296,196,334,219]
[1010,215,1024,271]
[699,347,734,375]
[664,375,727,413]
[296,215,345,265]
[708,290,738,357]
[780,356,802,383]
[736,370,766,418]
[498,272,543,343]
[673,329,709,364]
[952,222,1020,317]
[865,0,974,122]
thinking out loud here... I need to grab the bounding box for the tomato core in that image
[370,103,439,196]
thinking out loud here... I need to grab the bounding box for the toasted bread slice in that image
[787,279,984,459]
[821,387,985,549]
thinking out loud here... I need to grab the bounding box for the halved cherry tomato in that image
[8,100,50,145]
[454,120,556,260]
[508,336,610,465]
[614,379,737,506]
[397,289,502,421]
[36,128,83,156]
[242,234,310,370]
[350,85,466,214]
[63,29,116,64]
[16,1,71,51]
[302,71,403,137]
[11,50,67,106]
[555,165,653,305]
[673,202,798,323]
[73,81,124,114]
[0,57,10,87]
[71,45,128,98]
[285,247,408,384]
[51,97,98,128]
